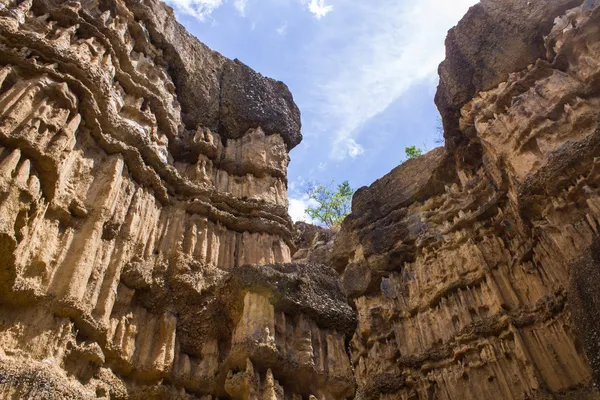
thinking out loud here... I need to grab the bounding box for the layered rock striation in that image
[3,0,600,398]
[0,0,355,398]
[332,1,600,399]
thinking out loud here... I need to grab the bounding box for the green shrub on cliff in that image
[305,181,354,228]
[405,145,423,160]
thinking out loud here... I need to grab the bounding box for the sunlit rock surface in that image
[0,0,354,398]
[3,0,600,398]
[332,1,600,399]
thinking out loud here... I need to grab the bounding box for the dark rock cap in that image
[351,147,454,225]
[225,262,357,337]
[125,0,302,149]
[435,0,581,151]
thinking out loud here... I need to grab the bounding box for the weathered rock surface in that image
[436,0,582,151]
[4,0,600,398]
[292,222,336,266]
[0,0,352,398]
[335,1,600,399]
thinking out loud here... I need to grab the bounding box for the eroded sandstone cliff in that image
[2,0,600,399]
[331,1,600,399]
[0,0,355,398]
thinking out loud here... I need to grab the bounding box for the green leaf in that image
[405,145,423,160]
[305,180,355,228]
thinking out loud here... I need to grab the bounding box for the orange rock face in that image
[2,0,600,399]
[0,0,353,398]
[331,2,600,399]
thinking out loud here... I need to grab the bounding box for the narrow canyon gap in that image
[0,0,600,399]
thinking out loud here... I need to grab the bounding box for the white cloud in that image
[303,0,479,160]
[234,0,248,16]
[308,0,333,19]
[163,0,478,164]
[167,0,335,21]
[166,0,224,20]
[288,196,318,222]
[346,139,364,158]
[276,22,288,35]
[289,175,307,193]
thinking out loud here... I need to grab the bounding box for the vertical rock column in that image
[0,0,353,398]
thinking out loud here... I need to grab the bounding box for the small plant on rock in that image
[305,180,354,228]
[405,145,423,160]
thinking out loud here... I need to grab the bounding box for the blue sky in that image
[164,0,479,221]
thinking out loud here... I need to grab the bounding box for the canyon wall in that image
[331,0,600,399]
[3,0,600,398]
[0,0,355,398]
